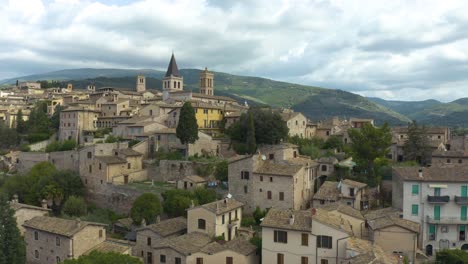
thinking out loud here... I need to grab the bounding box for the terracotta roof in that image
[9,202,50,212]
[165,54,181,77]
[393,166,468,182]
[313,181,340,201]
[153,232,211,255]
[342,179,367,189]
[346,237,398,264]
[190,199,243,216]
[138,217,187,237]
[320,203,364,220]
[254,161,303,176]
[96,156,127,164]
[364,207,401,221]
[23,216,106,237]
[368,216,420,233]
[261,208,353,234]
[200,238,257,256]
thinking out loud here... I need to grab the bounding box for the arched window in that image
[178,82,181,89]
[198,219,206,230]
[174,81,176,88]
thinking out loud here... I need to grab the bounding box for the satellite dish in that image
[261,155,266,161]
[227,193,232,199]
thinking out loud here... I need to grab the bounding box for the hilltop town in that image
[1,54,468,264]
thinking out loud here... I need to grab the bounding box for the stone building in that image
[228,144,318,213]
[199,67,214,96]
[176,175,207,190]
[9,196,50,235]
[162,53,184,101]
[279,110,308,138]
[23,216,107,264]
[312,179,369,211]
[59,107,99,144]
[136,75,146,93]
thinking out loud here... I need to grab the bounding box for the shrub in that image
[241,216,256,227]
[253,207,267,224]
[130,193,162,225]
[214,160,228,182]
[62,196,87,217]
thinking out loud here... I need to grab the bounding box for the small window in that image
[412,184,419,195]
[226,257,233,264]
[447,159,451,163]
[321,165,327,172]
[241,171,250,180]
[160,255,166,263]
[147,237,151,246]
[267,191,272,200]
[56,256,61,263]
[301,257,309,264]
[35,250,39,259]
[222,215,225,224]
[279,192,284,201]
[274,230,288,243]
[459,159,463,164]
[259,188,263,192]
[270,177,273,182]
[317,235,332,249]
[269,154,274,160]
[244,185,248,194]
[301,233,308,246]
[89,165,92,173]
[87,152,92,159]
[127,163,131,169]
[277,253,284,264]
[56,237,60,246]
[175,258,182,264]
[260,176,263,181]
[34,231,39,240]
[196,257,204,264]
[321,260,329,264]
[198,219,206,230]
[412,204,419,215]
[99,229,103,238]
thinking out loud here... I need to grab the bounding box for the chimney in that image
[289,214,295,225]
[156,215,161,224]
[418,168,423,178]
[76,218,81,228]
[12,194,19,203]
[41,199,47,209]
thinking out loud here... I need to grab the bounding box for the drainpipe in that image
[336,236,350,263]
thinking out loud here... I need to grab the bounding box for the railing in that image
[427,195,450,203]
[455,196,468,204]
[427,215,468,224]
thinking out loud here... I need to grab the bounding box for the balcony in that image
[427,215,468,224]
[455,196,468,205]
[427,195,450,203]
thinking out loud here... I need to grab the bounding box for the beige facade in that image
[10,199,50,235]
[176,175,207,190]
[371,225,418,262]
[280,110,308,138]
[199,67,214,96]
[59,107,99,144]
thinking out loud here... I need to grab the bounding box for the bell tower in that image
[136,75,146,92]
[199,67,214,96]
[162,53,183,100]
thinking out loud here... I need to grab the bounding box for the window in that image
[462,206,467,221]
[269,154,274,160]
[56,237,60,246]
[35,250,39,259]
[147,252,153,264]
[277,253,284,264]
[160,255,166,263]
[99,163,102,170]
[279,192,284,201]
[196,258,204,264]
[301,257,309,264]
[412,184,419,195]
[87,152,92,159]
[301,233,308,246]
[99,229,103,238]
[273,230,288,243]
[447,159,451,163]
[34,231,39,240]
[175,258,181,264]
[198,219,206,230]
[235,209,238,219]
[349,188,355,197]
[226,257,233,264]
[244,185,248,194]
[56,256,61,263]
[412,205,419,215]
[321,165,327,171]
[260,176,263,181]
[460,159,463,164]
[317,235,332,249]
[89,165,92,173]
[259,188,262,192]
[127,163,131,169]
[460,225,466,241]
[267,191,272,200]
[429,224,436,240]
[270,177,273,182]
[147,237,151,246]
[321,260,329,264]
[462,186,468,197]
[222,215,225,224]
[434,188,441,196]
[241,171,250,180]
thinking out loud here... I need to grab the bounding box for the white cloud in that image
[0,0,468,101]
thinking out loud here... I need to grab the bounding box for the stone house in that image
[187,198,243,241]
[279,110,308,138]
[59,107,99,144]
[100,99,132,117]
[261,207,353,264]
[312,179,369,211]
[23,216,107,264]
[176,175,207,190]
[134,217,187,264]
[228,144,318,213]
[431,150,468,167]
[320,203,365,238]
[9,197,50,235]
[317,157,338,177]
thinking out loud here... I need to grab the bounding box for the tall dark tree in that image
[246,112,257,154]
[348,123,392,181]
[130,193,162,225]
[51,105,64,131]
[404,121,431,165]
[16,110,26,134]
[176,102,199,159]
[0,195,26,264]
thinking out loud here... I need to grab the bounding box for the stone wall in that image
[157,160,198,182]
[86,184,150,214]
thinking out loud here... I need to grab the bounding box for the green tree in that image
[51,105,64,131]
[348,123,392,182]
[62,251,142,264]
[62,196,87,217]
[130,193,162,225]
[0,122,18,150]
[403,121,431,165]
[26,101,52,143]
[162,189,194,217]
[323,135,343,150]
[192,188,217,205]
[214,160,228,182]
[0,195,26,264]
[246,112,257,154]
[176,102,199,159]
[436,249,468,263]
[16,109,26,134]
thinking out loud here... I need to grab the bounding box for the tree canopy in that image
[176,102,199,147]
[0,195,26,264]
[162,188,217,217]
[62,251,142,264]
[348,123,392,182]
[62,196,87,217]
[130,193,162,225]
[403,121,431,165]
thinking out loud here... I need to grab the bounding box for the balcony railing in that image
[427,195,450,203]
[455,196,468,204]
[427,215,468,224]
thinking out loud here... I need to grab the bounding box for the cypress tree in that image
[246,112,257,154]
[0,195,26,264]
[16,109,26,134]
[176,102,199,159]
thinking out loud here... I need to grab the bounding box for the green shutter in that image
[412,185,419,195]
[434,206,441,220]
[462,186,468,197]
[412,205,419,215]
[434,188,441,196]
[429,224,436,234]
[460,225,466,232]
[462,206,467,221]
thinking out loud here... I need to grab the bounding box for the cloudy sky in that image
[1,0,468,102]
